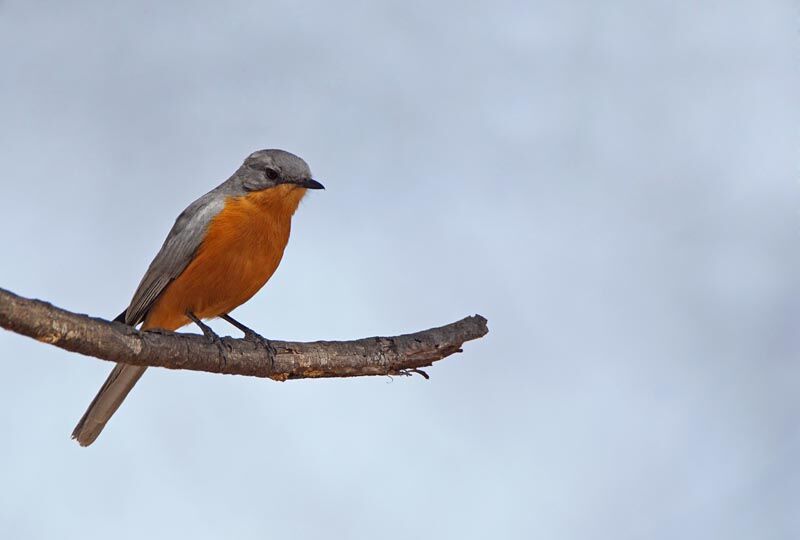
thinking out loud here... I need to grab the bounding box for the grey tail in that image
[71,363,148,446]
[71,308,145,447]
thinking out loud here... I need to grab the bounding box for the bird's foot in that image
[242,329,270,347]
[188,313,221,343]
[187,311,229,366]
[219,314,276,372]
[220,314,269,346]
[241,329,277,369]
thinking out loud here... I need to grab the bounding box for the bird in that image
[71,149,324,446]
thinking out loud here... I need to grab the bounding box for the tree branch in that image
[0,287,488,380]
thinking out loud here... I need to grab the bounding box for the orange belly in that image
[143,184,306,331]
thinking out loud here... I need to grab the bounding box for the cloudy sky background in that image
[0,1,797,538]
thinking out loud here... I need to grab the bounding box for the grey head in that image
[232,149,324,192]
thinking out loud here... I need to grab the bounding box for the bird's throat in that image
[246,184,307,218]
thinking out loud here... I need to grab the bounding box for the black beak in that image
[297,178,325,190]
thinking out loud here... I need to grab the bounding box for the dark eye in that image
[265,168,279,180]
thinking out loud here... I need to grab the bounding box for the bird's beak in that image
[296,178,325,190]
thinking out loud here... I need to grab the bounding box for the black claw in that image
[243,330,276,365]
[218,313,275,373]
[243,330,269,345]
[187,311,228,366]
[220,314,266,342]
[187,312,218,340]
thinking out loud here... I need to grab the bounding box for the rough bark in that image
[0,287,488,380]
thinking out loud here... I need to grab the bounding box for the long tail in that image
[71,363,148,446]
[72,310,147,447]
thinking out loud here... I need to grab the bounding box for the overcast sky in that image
[0,1,797,538]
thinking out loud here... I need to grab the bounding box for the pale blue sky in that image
[0,1,797,538]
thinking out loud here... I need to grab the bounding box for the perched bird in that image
[72,149,324,446]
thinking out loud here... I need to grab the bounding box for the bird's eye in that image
[265,168,279,180]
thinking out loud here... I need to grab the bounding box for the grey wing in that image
[123,191,227,326]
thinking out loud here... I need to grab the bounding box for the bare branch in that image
[0,287,488,380]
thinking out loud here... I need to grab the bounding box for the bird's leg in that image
[219,313,275,350]
[186,311,221,342]
[186,311,229,366]
[220,313,277,373]
[219,314,268,344]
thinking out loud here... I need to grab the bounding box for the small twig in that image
[391,368,430,379]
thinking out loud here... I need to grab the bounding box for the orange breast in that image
[143,185,307,331]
